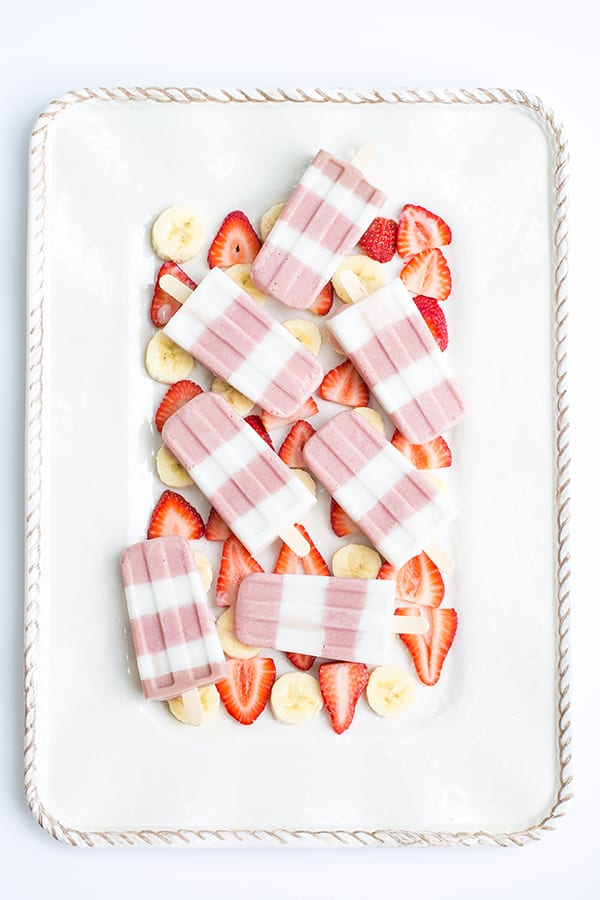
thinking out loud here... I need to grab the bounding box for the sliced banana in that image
[355,407,385,435]
[283,319,322,356]
[332,255,388,303]
[216,607,260,659]
[270,672,323,724]
[225,263,267,305]
[193,551,213,590]
[211,378,254,416]
[292,469,316,495]
[145,331,195,384]
[366,666,415,717]
[151,205,205,263]
[259,202,286,240]
[332,543,382,579]
[156,444,193,487]
[167,684,220,725]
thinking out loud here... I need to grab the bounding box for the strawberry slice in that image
[358,217,398,263]
[397,606,457,686]
[150,262,197,327]
[278,420,316,468]
[397,204,452,260]
[319,360,369,407]
[216,535,263,607]
[400,249,452,301]
[413,295,448,351]
[216,657,276,725]
[330,499,359,537]
[147,490,204,540]
[207,211,261,268]
[155,379,203,433]
[244,414,274,449]
[319,662,369,734]
[205,507,232,542]
[274,525,330,576]
[391,432,452,469]
[286,652,316,671]
[261,397,319,432]
[309,282,334,316]
[378,553,445,607]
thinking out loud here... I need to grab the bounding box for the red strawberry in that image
[147,490,204,540]
[286,652,316,671]
[319,662,369,734]
[330,499,359,537]
[319,360,369,407]
[244,414,274,449]
[278,420,316,468]
[413,296,448,351]
[379,553,445,607]
[397,607,457,686]
[207,211,261,268]
[309,282,334,316]
[216,657,276,725]
[400,249,452,301]
[358,217,398,263]
[391,432,452,469]
[274,525,330,576]
[205,507,232,542]
[216,535,263,607]
[155,380,203,432]
[261,397,319,432]
[397,204,452,260]
[150,262,197,327]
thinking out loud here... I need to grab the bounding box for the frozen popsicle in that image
[162,267,322,418]
[303,409,456,569]
[251,148,387,310]
[162,391,316,557]
[236,573,428,666]
[120,535,227,722]
[328,275,464,444]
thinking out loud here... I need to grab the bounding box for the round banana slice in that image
[259,202,286,241]
[354,407,385,435]
[167,684,220,725]
[156,444,193,487]
[193,551,213,590]
[283,319,322,356]
[291,469,316,495]
[216,607,260,659]
[332,543,382,579]
[270,672,323,724]
[332,255,388,303]
[366,666,415,717]
[145,331,195,384]
[225,263,267,305]
[211,378,254,416]
[151,205,205,263]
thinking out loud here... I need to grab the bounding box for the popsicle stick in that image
[338,269,369,304]
[350,142,378,173]
[181,688,204,725]
[279,524,310,558]
[159,273,195,304]
[392,615,429,635]
[424,540,455,574]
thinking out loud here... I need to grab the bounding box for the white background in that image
[1,0,598,897]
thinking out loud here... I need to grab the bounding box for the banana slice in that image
[193,551,213,590]
[151,205,205,263]
[283,319,322,356]
[292,469,316,495]
[355,407,385,435]
[225,263,267,305]
[156,444,194,487]
[145,331,195,384]
[259,202,286,240]
[332,255,388,303]
[167,684,220,725]
[366,666,415,717]
[211,378,254,416]
[332,543,382,579]
[216,607,260,659]
[270,672,323,724]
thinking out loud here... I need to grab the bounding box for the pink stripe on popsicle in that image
[311,151,386,206]
[357,475,436,542]
[121,536,196,587]
[235,574,281,648]
[322,579,366,659]
[162,391,241,470]
[142,665,221,697]
[281,187,359,255]
[129,602,217,656]
[395,379,465,444]
[209,451,288,520]
[352,316,433,382]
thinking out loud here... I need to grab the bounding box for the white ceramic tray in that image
[25,87,572,848]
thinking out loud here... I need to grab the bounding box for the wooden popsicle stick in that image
[350,142,378,173]
[159,273,195,303]
[279,524,310,558]
[424,539,455,574]
[392,614,429,635]
[181,688,204,725]
[338,269,368,304]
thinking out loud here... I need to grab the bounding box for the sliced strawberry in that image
[207,211,261,268]
[216,657,276,725]
[150,262,197,327]
[244,414,274,449]
[397,204,452,260]
[358,217,398,263]
[261,397,319,432]
[147,490,204,540]
[155,380,203,432]
[400,248,452,301]
[319,662,369,734]
[380,553,445,607]
[397,606,457,686]
[216,535,263,607]
[413,295,448,351]
[278,420,316,468]
[319,360,369,407]
[378,562,396,582]
[330,499,359,537]
[391,432,452,469]
[205,507,232,542]
[286,652,316,671]
[309,282,334,316]
[273,525,330,576]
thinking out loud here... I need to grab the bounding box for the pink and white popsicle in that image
[162,391,316,557]
[303,409,456,569]
[328,278,464,444]
[236,573,427,665]
[251,149,387,310]
[163,267,322,418]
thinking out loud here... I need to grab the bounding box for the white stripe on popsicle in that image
[374,355,453,414]
[234,328,299,397]
[188,429,262,493]
[136,636,219,681]
[125,572,206,619]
